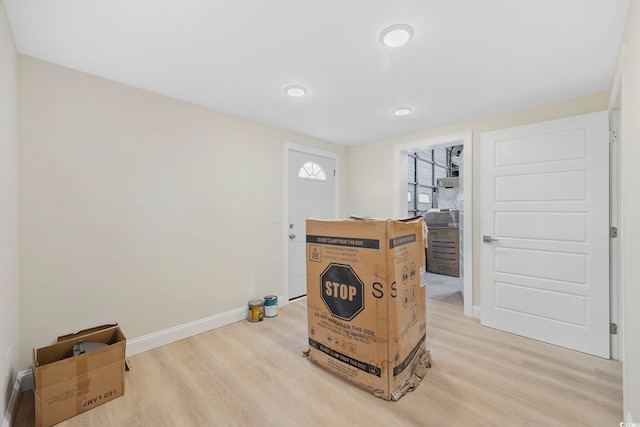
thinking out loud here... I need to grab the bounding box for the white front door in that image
[288,150,336,300]
[480,111,610,358]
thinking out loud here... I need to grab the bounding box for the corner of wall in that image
[0,0,20,422]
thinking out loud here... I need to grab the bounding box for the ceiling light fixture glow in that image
[393,107,413,116]
[285,85,307,97]
[380,24,414,47]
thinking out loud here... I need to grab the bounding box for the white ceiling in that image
[3,0,630,146]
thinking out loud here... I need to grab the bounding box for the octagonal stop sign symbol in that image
[321,263,364,321]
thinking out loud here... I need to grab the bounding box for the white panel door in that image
[480,111,610,358]
[288,150,336,300]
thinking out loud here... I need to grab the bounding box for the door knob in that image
[483,235,498,243]
[289,233,296,239]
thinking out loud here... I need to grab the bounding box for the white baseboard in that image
[126,295,285,357]
[126,305,248,357]
[2,369,32,427]
[626,410,634,422]
[18,370,33,392]
[472,305,481,319]
[11,297,287,401]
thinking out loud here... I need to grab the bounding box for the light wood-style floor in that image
[14,298,622,426]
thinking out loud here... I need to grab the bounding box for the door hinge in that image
[609,131,617,144]
[610,227,618,238]
[610,323,618,335]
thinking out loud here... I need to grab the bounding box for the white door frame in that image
[393,131,474,317]
[609,47,625,364]
[283,142,341,303]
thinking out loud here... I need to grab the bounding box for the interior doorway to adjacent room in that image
[408,145,464,307]
[393,131,473,317]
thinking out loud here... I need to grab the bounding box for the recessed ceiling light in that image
[285,85,307,97]
[393,107,413,116]
[380,24,414,47]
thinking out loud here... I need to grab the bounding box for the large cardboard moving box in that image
[306,216,430,401]
[33,325,126,427]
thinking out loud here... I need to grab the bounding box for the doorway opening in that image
[408,145,464,307]
[393,131,473,317]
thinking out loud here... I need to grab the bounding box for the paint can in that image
[248,299,264,322]
[264,295,278,318]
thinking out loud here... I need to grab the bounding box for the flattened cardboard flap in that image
[346,215,424,223]
[57,324,119,343]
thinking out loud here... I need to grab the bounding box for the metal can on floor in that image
[264,295,278,318]
[248,299,264,322]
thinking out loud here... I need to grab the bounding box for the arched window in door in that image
[298,162,327,180]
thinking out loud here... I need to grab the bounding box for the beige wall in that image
[17,56,347,370]
[0,1,19,417]
[346,92,609,307]
[617,0,640,421]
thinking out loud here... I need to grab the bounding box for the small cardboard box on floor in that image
[32,324,126,427]
[306,216,431,401]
